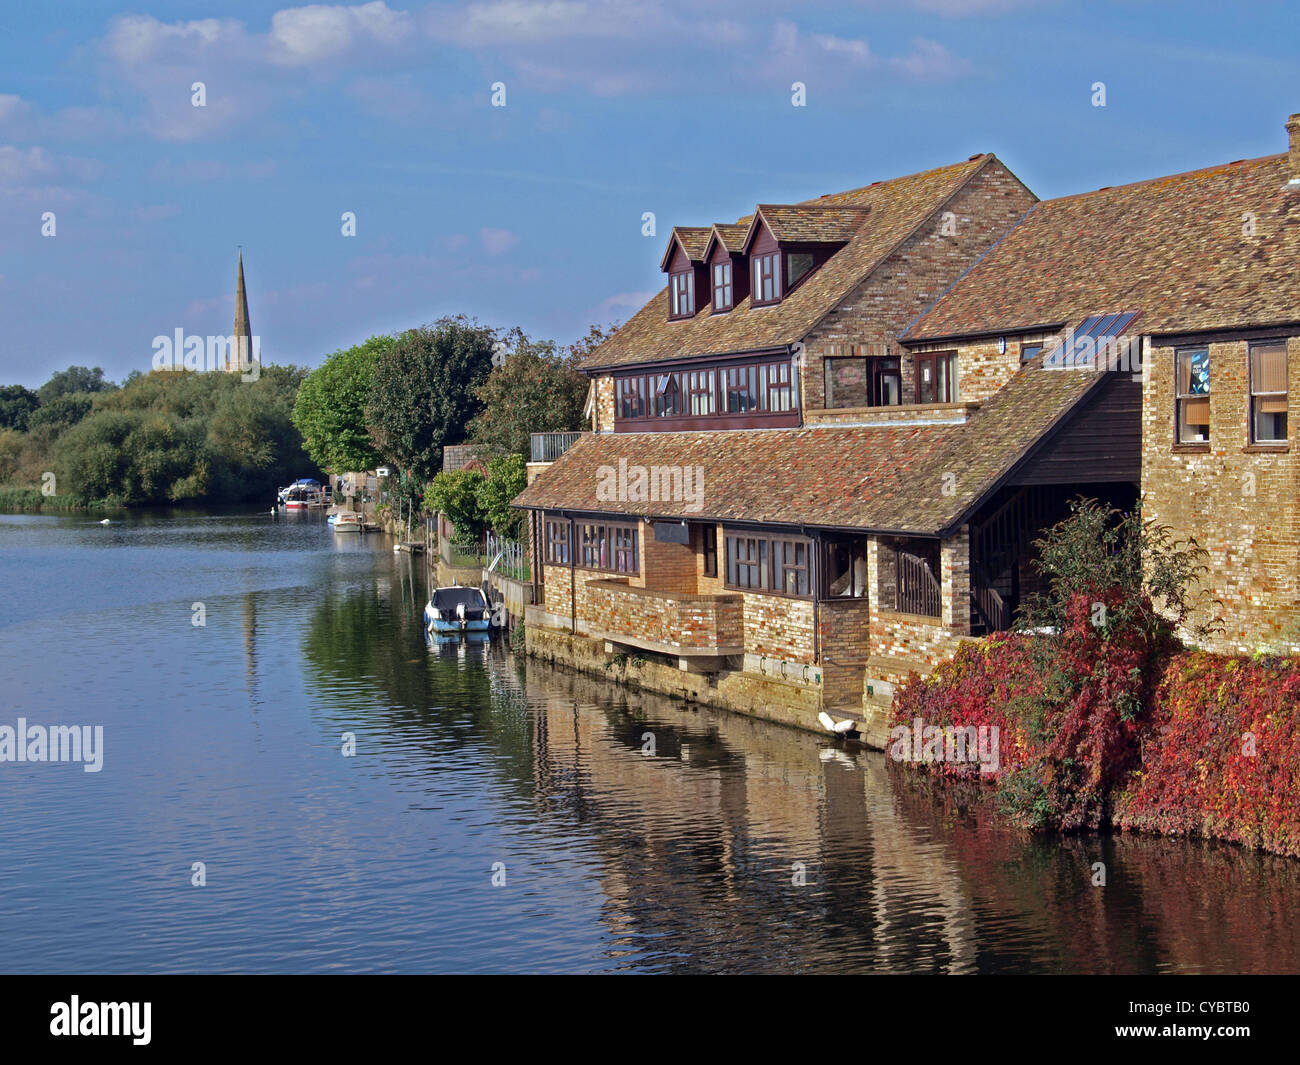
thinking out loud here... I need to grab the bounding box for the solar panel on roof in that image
[1043,310,1143,372]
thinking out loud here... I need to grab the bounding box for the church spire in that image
[232,249,252,373]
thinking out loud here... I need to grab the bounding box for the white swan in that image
[818,711,857,734]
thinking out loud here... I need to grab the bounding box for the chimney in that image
[1287,113,1300,182]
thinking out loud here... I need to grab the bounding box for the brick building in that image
[514,113,1300,738]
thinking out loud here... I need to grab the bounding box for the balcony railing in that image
[530,431,584,464]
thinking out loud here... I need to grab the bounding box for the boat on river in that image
[329,511,364,532]
[423,585,491,635]
[282,479,324,509]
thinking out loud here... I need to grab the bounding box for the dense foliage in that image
[291,335,392,474]
[467,326,604,458]
[893,499,1224,836]
[426,468,486,540]
[1115,654,1300,856]
[365,317,496,480]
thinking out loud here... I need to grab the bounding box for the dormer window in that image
[753,253,780,305]
[786,253,814,289]
[712,262,733,312]
[670,271,695,318]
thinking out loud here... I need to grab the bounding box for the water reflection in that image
[0,509,1296,974]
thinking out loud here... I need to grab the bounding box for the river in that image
[1,508,1297,974]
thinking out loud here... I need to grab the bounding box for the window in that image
[653,371,683,417]
[725,534,767,589]
[915,352,956,404]
[763,360,795,412]
[712,262,733,311]
[877,539,941,617]
[615,358,797,425]
[1175,346,1210,444]
[618,375,646,419]
[670,271,694,317]
[578,522,638,574]
[725,364,758,412]
[687,369,715,415]
[701,524,718,578]
[723,532,812,597]
[786,252,814,289]
[871,357,902,406]
[775,538,809,596]
[1020,342,1044,364]
[545,519,570,565]
[1250,340,1288,445]
[752,254,779,304]
[823,537,868,598]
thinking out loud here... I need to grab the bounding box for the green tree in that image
[37,365,116,403]
[476,453,527,536]
[468,329,591,458]
[27,392,94,434]
[292,336,391,473]
[426,467,486,541]
[365,317,496,480]
[0,385,39,431]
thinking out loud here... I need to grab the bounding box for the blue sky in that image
[1,0,1297,388]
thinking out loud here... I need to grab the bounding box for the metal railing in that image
[485,531,531,582]
[530,431,583,464]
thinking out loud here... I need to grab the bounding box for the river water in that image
[1,508,1297,974]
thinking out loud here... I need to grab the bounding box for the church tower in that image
[231,250,253,373]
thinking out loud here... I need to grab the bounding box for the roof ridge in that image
[797,153,991,205]
[1037,151,1286,207]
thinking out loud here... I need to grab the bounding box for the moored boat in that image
[329,511,364,532]
[283,479,324,509]
[423,585,491,634]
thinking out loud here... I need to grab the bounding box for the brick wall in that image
[801,160,1036,411]
[584,578,743,652]
[743,593,816,663]
[594,375,615,431]
[817,597,871,706]
[638,523,698,593]
[1141,335,1300,652]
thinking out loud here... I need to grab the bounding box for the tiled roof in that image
[705,222,750,256]
[659,226,712,269]
[584,155,999,370]
[907,153,1300,340]
[515,358,1105,536]
[747,204,869,246]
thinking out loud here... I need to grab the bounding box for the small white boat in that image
[329,511,363,532]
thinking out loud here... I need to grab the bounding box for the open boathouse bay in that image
[1,510,1298,974]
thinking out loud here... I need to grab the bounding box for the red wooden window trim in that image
[752,253,779,305]
[712,261,733,312]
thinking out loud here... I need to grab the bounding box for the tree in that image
[426,467,486,541]
[292,336,391,473]
[476,453,527,536]
[37,365,115,404]
[27,392,94,434]
[0,385,39,431]
[365,316,496,479]
[468,330,591,458]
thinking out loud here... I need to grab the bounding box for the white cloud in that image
[150,158,278,181]
[480,227,519,254]
[0,145,57,184]
[269,2,414,65]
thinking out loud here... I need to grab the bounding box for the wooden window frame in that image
[544,518,571,565]
[1249,339,1288,447]
[1020,342,1044,365]
[752,253,780,305]
[785,252,814,290]
[723,531,813,599]
[914,351,956,405]
[669,270,694,318]
[712,261,733,312]
[687,368,716,416]
[653,371,684,417]
[870,357,902,407]
[577,521,639,575]
[617,375,647,420]
[1174,346,1211,447]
